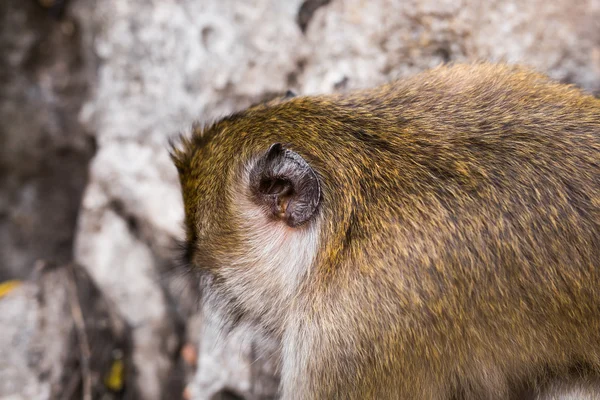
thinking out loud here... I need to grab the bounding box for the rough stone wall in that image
[1,0,599,399]
[0,0,95,281]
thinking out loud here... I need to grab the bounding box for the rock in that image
[74,193,180,400]
[0,0,96,281]
[300,0,600,94]
[0,262,135,400]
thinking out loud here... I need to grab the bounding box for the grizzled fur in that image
[171,64,600,399]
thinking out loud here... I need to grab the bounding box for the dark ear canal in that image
[249,143,321,227]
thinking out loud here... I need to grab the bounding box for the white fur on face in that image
[220,162,321,332]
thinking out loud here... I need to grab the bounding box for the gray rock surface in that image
[0,262,133,400]
[0,0,96,281]
[0,279,53,400]
[1,0,600,399]
[300,0,600,93]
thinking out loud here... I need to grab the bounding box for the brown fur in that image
[172,63,600,399]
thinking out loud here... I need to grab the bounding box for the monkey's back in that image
[287,64,600,397]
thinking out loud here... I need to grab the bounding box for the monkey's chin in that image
[197,270,282,340]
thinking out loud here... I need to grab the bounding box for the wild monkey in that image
[171,63,600,399]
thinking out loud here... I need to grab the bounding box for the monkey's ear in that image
[249,143,321,227]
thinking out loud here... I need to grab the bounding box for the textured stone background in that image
[1,0,599,399]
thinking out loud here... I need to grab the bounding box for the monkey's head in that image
[170,97,339,332]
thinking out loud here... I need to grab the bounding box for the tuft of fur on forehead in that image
[168,122,213,174]
[169,88,300,175]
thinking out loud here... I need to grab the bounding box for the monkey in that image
[171,63,600,399]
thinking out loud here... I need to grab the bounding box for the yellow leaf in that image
[0,280,21,299]
[105,359,125,392]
